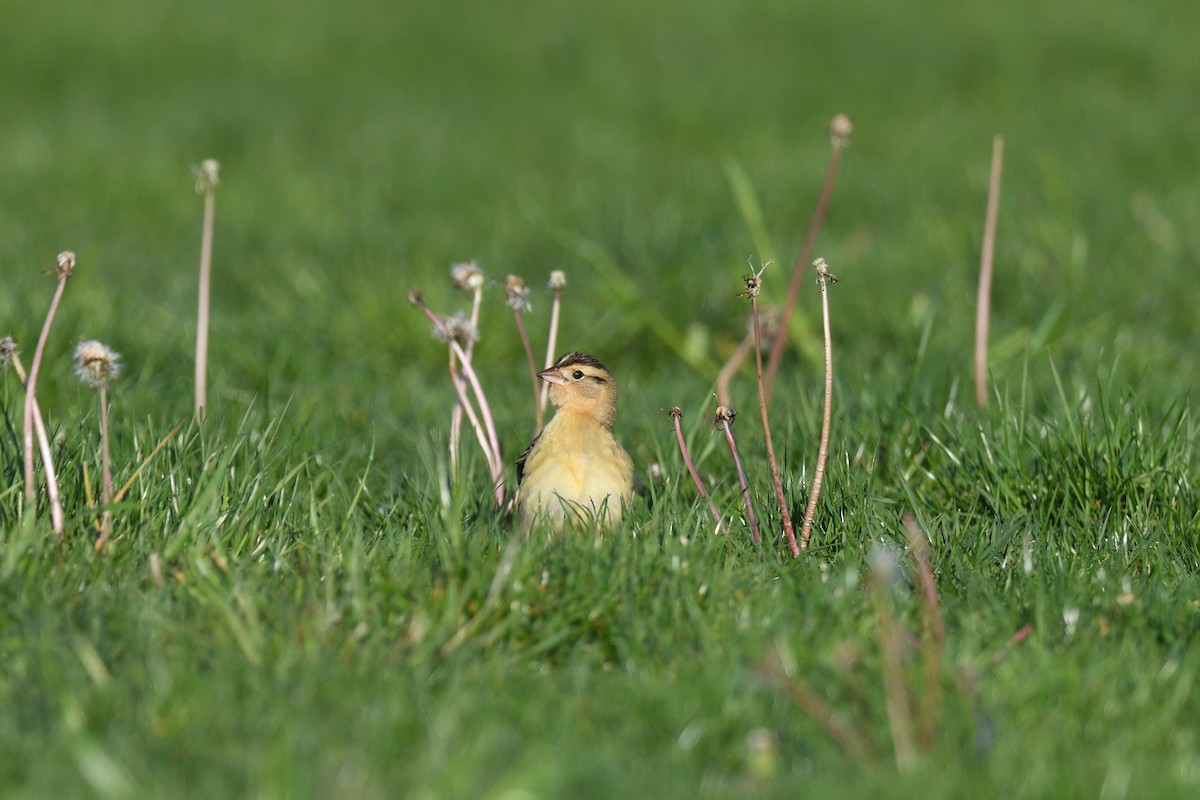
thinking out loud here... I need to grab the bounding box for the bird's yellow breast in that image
[518,411,634,529]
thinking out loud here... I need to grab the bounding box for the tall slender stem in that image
[716,407,759,543]
[98,386,114,549]
[539,288,563,417]
[411,293,505,503]
[715,330,753,409]
[511,310,543,434]
[668,408,723,533]
[24,255,73,513]
[751,293,798,556]
[974,135,1005,408]
[194,161,219,421]
[450,286,484,474]
[800,259,836,550]
[764,115,851,404]
[11,353,63,537]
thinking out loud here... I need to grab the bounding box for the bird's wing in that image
[515,431,541,486]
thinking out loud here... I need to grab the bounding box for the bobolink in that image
[516,352,634,529]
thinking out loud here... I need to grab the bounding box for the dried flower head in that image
[0,336,16,368]
[738,259,770,300]
[74,340,121,389]
[813,257,839,286]
[450,261,485,292]
[434,311,480,348]
[547,270,567,293]
[193,159,221,193]
[55,251,76,279]
[829,114,853,147]
[504,274,531,313]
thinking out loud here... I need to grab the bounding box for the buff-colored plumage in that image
[516,352,634,530]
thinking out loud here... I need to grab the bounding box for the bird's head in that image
[539,352,619,428]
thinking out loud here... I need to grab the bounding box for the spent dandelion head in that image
[813,257,839,287]
[54,251,77,280]
[738,259,770,300]
[829,114,854,148]
[74,340,121,389]
[450,261,485,293]
[193,159,221,193]
[0,336,16,368]
[436,311,479,348]
[504,274,531,313]
[547,270,567,293]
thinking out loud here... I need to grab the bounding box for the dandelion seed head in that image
[813,257,839,286]
[436,312,479,348]
[450,262,485,292]
[738,259,770,300]
[504,274,531,313]
[547,270,567,292]
[829,114,853,147]
[74,340,121,389]
[55,251,76,279]
[0,336,16,368]
[193,159,221,193]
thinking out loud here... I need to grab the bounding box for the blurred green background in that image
[4,0,1197,454]
[2,1,1199,795]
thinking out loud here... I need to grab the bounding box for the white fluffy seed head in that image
[0,336,16,368]
[450,262,485,292]
[74,340,121,389]
[193,159,221,193]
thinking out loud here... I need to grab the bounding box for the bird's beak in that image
[538,368,566,385]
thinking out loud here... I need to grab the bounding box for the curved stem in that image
[24,277,69,513]
[752,297,798,555]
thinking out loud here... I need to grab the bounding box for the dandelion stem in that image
[715,330,753,409]
[511,309,543,433]
[194,160,219,421]
[449,358,505,506]
[539,280,564,418]
[97,385,114,549]
[668,408,723,533]
[764,115,851,405]
[799,259,836,551]
[450,284,484,475]
[9,352,64,537]
[505,275,542,434]
[24,252,74,516]
[410,292,505,505]
[974,135,1004,408]
[716,407,759,543]
[744,268,798,555]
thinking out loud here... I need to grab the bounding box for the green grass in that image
[2,0,1199,796]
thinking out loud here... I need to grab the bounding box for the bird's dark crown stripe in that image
[552,352,609,373]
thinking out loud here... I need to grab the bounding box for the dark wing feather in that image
[515,431,541,485]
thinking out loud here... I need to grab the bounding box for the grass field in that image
[2,0,1198,796]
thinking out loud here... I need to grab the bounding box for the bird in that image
[516,352,634,530]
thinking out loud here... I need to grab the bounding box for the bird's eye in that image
[572,370,584,380]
